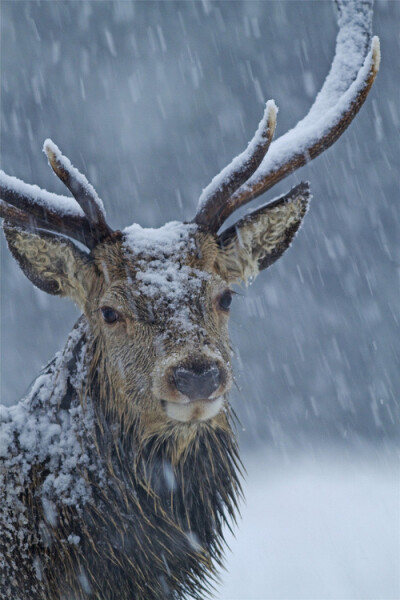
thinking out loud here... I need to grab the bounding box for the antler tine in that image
[194,0,380,233]
[194,100,277,230]
[0,171,95,248]
[43,139,113,243]
[43,139,113,244]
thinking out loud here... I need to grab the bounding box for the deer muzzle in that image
[153,357,230,423]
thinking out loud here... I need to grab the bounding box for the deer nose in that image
[173,363,221,400]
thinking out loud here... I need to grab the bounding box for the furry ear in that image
[216,182,310,283]
[3,224,95,305]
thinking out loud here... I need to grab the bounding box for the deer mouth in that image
[161,396,224,423]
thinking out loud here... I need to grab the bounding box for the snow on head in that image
[123,220,197,257]
[123,221,210,334]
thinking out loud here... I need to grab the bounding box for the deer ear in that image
[3,224,95,305]
[216,183,310,283]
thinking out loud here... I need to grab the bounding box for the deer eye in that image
[101,306,120,324]
[218,290,233,312]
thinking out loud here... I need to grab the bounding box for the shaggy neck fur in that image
[80,326,243,600]
[1,317,243,600]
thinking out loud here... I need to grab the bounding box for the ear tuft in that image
[217,182,310,283]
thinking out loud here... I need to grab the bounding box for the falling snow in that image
[1,0,399,598]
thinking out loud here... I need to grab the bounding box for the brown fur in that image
[1,195,307,599]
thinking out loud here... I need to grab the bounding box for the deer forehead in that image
[93,221,224,314]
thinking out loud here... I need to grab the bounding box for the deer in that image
[0,2,380,599]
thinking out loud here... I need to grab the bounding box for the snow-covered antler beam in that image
[195,0,380,233]
[227,37,380,218]
[0,171,96,247]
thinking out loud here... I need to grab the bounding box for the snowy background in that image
[1,2,399,598]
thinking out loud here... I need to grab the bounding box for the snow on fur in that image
[0,319,102,547]
[123,221,210,335]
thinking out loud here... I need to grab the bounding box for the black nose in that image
[173,363,221,400]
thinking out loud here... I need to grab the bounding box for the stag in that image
[0,2,379,599]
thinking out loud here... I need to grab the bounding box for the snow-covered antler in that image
[0,140,113,249]
[194,101,277,230]
[194,0,380,233]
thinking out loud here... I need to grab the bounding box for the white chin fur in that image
[165,397,224,423]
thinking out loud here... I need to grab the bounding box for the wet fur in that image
[1,196,307,599]
[1,320,242,600]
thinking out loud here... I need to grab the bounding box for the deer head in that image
[0,4,382,598]
[0,19,380,446]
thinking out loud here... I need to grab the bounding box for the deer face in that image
[4,182,308,437]
[89,224,233,427]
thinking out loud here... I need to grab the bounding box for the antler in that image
[194,0,380,233]
[194,101,277,229]
[0,140,113,249]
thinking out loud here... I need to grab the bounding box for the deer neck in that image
[8,315,242,598]
[80,321,243,596]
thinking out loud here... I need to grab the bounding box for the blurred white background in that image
[219,448,399,599]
